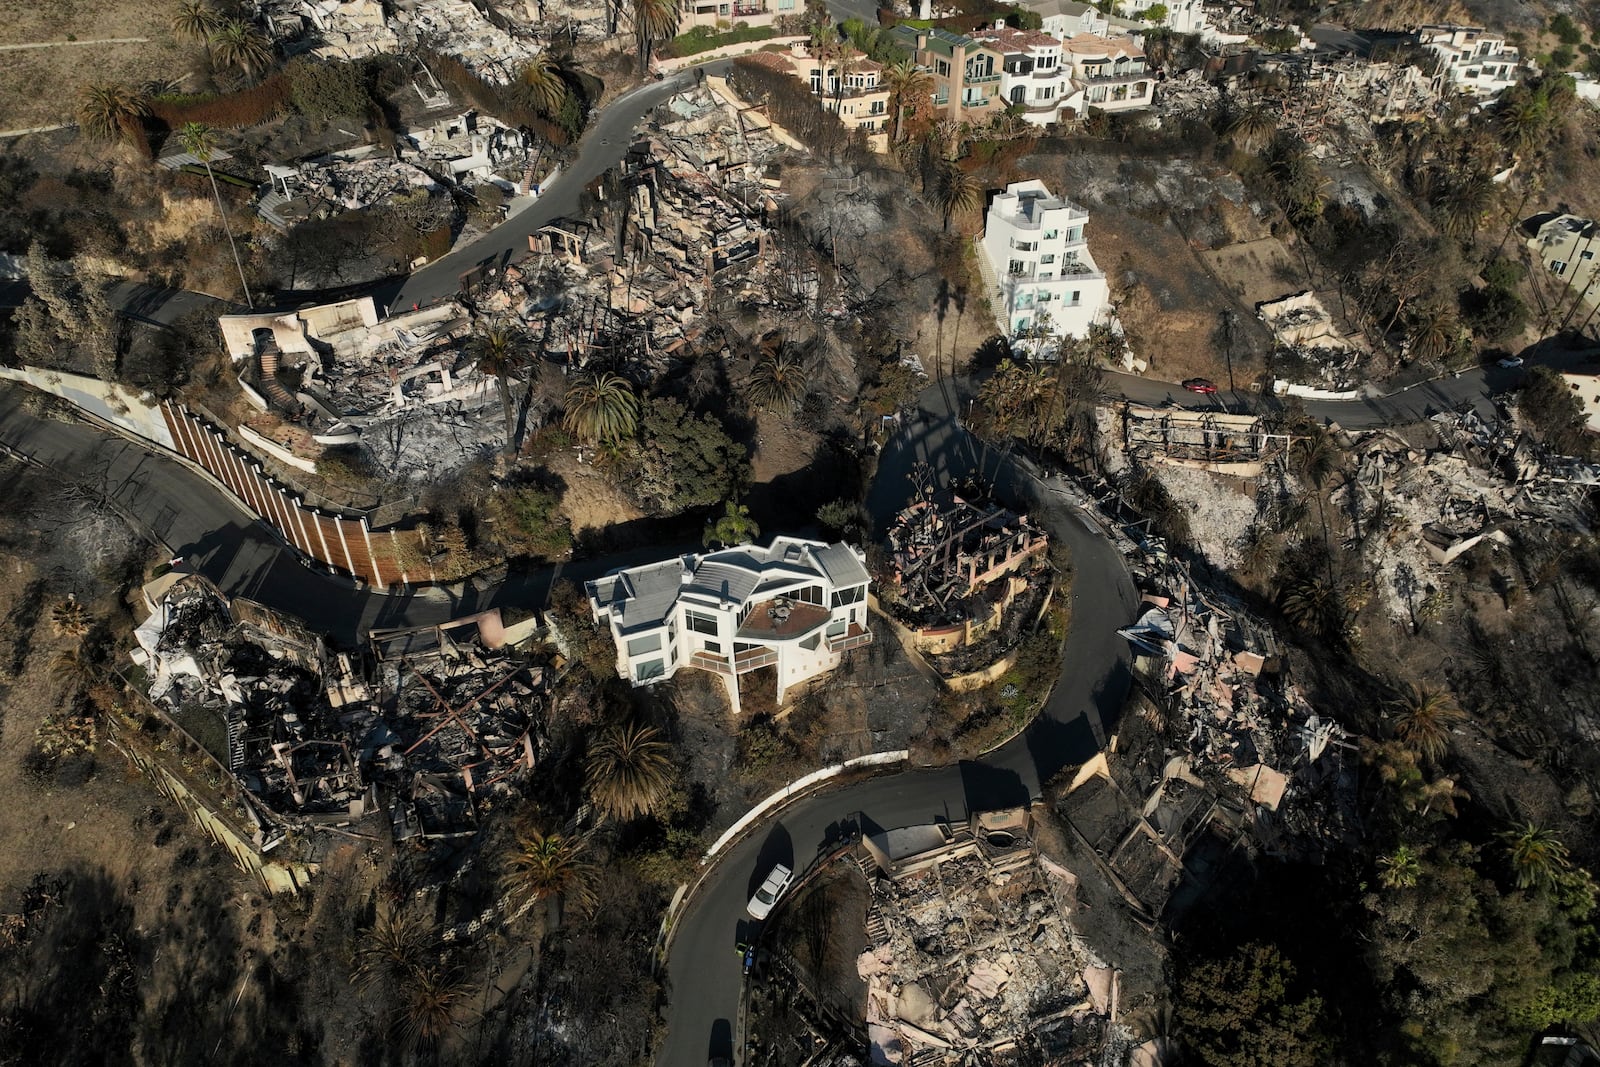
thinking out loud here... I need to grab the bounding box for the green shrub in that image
[287,58,374,125]
[660,23,777,58]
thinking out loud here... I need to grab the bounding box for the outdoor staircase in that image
[256,347,302,414]
[257,190,290,232]
[225,710,246,773]
[970,234,1009,335]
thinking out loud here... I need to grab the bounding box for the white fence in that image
[701,750,909,862]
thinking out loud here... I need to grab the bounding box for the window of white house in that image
[686,610,719,635]
[1583,250,1595,261]
[734,641,761,654]
[703,640,721,653]
[1043,229,1058,239]
[635,658,665,682]
[795,585,825,605]
[831,585,865,607]
[1009,259,1026,274]
[1071,290,1081,304]
[626,633,663,657]
[1040,253,1055,264]
[826,619,847,638]
[1016,292,1035,307]
[1037,290,1052,301]
[800,633,821,651]
[1552,260,1569,276]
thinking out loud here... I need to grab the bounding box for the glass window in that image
[1040,254,1055,264]
[800,633,821,651]
[686,610,719,635]
[826,619,847,637]
[703,640,721,653]
[626,633,663,657]
[635,658,665,682]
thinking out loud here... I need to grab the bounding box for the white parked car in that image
[1497,356,1524,369]
[746,864,793,920]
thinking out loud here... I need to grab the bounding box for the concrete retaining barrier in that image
[701,750,909,862]
[655,34,806,72]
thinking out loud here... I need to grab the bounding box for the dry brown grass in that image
[0,0,190,129]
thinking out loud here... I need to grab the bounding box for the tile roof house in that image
[587,536,872,711]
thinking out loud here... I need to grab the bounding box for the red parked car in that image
[1182,378,1219,394]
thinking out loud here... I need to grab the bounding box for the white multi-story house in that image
[586,537,872,711]
[1121,0,1207,33]
[1024,0,1109,40]
[974,25,1072,125]
[1416,25,1521,96]
[1060,33,1153,114]
[979,179,1110,340]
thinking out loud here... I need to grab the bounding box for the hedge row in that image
[150,73,293,130]
[661,24,778,58]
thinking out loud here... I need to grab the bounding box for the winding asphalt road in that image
[0,52,1547,1066]
[656,373,1140,1067]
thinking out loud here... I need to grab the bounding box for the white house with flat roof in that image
[1417,25,1521,96]
[980,179,1110,340]
[586,537,872,712]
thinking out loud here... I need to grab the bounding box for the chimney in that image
[995,16,1005,28]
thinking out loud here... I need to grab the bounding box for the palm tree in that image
[397,965,472,1051]
[171,0,223,45]
[76,83,150,148]
[1499,821,1570,890]
[209,20,273,80]
[500,826,595,920]
[932,163,981,233]
[1433,168,1493,241]
[1290,428,1339,552]
[1376,844,1421,889]
[1495,90,1549,157]
[473,326,525,454]
[50,648,94,698]
[562,372,639,446]
[748,353,808,412]
[352,909,432,995]
[1226,98,1278,153]
[519,53,568,116]
[181,122,254,309]
[1278,575,1340,638]
[49,597,90,639]
[631,0,680,77]
[704,499,759,548]
[586,722,673,821]
[882,59,932,145]
[1404,302,1459,364]
[1387,684,1464,764]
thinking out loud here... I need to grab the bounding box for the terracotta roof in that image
[1062,32,1144,58]
[975,25,1063,52]
[739,50,796,73]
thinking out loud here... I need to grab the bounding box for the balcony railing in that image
[827,629,873,653]
[690,648,779,675]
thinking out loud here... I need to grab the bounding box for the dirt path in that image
[0,36,150,49]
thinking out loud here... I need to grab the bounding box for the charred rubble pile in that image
[468,85,791,376]
[852,809,1125,1066]
[130,575,547,854]
[882,470,1052,669]
[1093,547,1358,890]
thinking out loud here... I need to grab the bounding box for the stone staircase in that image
[256,347,302,414]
